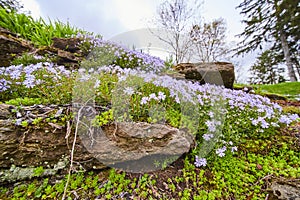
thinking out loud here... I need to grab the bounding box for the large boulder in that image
[82,122,195,173]
[174,62,235,89]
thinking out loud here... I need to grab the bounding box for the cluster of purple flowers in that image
[77,33,166,73]
[94,65,299,168]
[0,62,72,92]
[1,33,299,169]
[140,92,166,105]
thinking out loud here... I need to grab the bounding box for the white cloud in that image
[109,0,159,35]
[20,0,42,19]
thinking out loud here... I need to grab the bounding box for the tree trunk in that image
[279,31,297,81]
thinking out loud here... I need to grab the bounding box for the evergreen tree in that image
[249,50,285,84]
[236,0,299,81]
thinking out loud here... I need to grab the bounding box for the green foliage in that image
[254,82,300,98]
[0,8,86,46]
[236,0,299,81]
[5,97,45,106]
[249,50,286,84]
[282,106,300,115]
[2,132,300,199]
[0,66,75,104]
[234,82,300,100]
[33,166,44,177]
[92,109,114,126]
[11,53,52,66]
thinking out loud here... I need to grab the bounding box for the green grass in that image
[0,8,90,46]
[255,82,300,97]
[234,82,300,100]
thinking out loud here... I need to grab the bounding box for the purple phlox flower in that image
[203,133,214,141]
[158,91,166,101]
[23,74,36,88]
[279,115,292,125]
[78,68,86,74]
[208,111,214,118]
[0,78,11,92]
[194,156,207,167]
[79,74,90,82]
[124,87,135,95]
[271,122,279,127]
[265,108,274,119]
[289,114,299,121]
[205,120,220,132]
[0,67,5,75]
[175,96,180,103]
[10,69,22,79]
[261,119,269,129]
[57,65,71,77]
[94,80,101,88]
[88,68,95,73]
[272,103,282,112]
[251,118,259,126]
[15,118,22,126]
[197,94,204,106]
[149,93,158,100]
[24,63,43,75]
[33,55,44,60]
[16,112,22,118]
[141,97,149,105]
[231,146,238,153]
[45,65,57,74]
[118,75,127,82]
[205,120,216,132]
[35,79,43,85]
[216,146,226,157]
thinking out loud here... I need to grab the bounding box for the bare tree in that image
[189,18,229,62]
[152,0,202,64]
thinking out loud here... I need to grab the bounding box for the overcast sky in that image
[20,0,244,41]
[20,0,254,82]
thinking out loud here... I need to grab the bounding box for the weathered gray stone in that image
[269,178,300,200]
[81,122,195,173]
[174,62,235,89]
[0,103,195,179]
[0,104,106,183]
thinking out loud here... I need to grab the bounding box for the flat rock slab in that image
[80,122,195,173]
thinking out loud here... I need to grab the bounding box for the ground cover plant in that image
[0,12,299,200]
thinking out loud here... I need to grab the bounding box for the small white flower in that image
[124,87,135,95]
[141,97,149,105]
[231,146,238,152]
[203,134,214,141]
[158,91,166,101]
[216,146,226,157]
[94,80,101,88]
[149,93,158,100]
[194,156,207,167]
